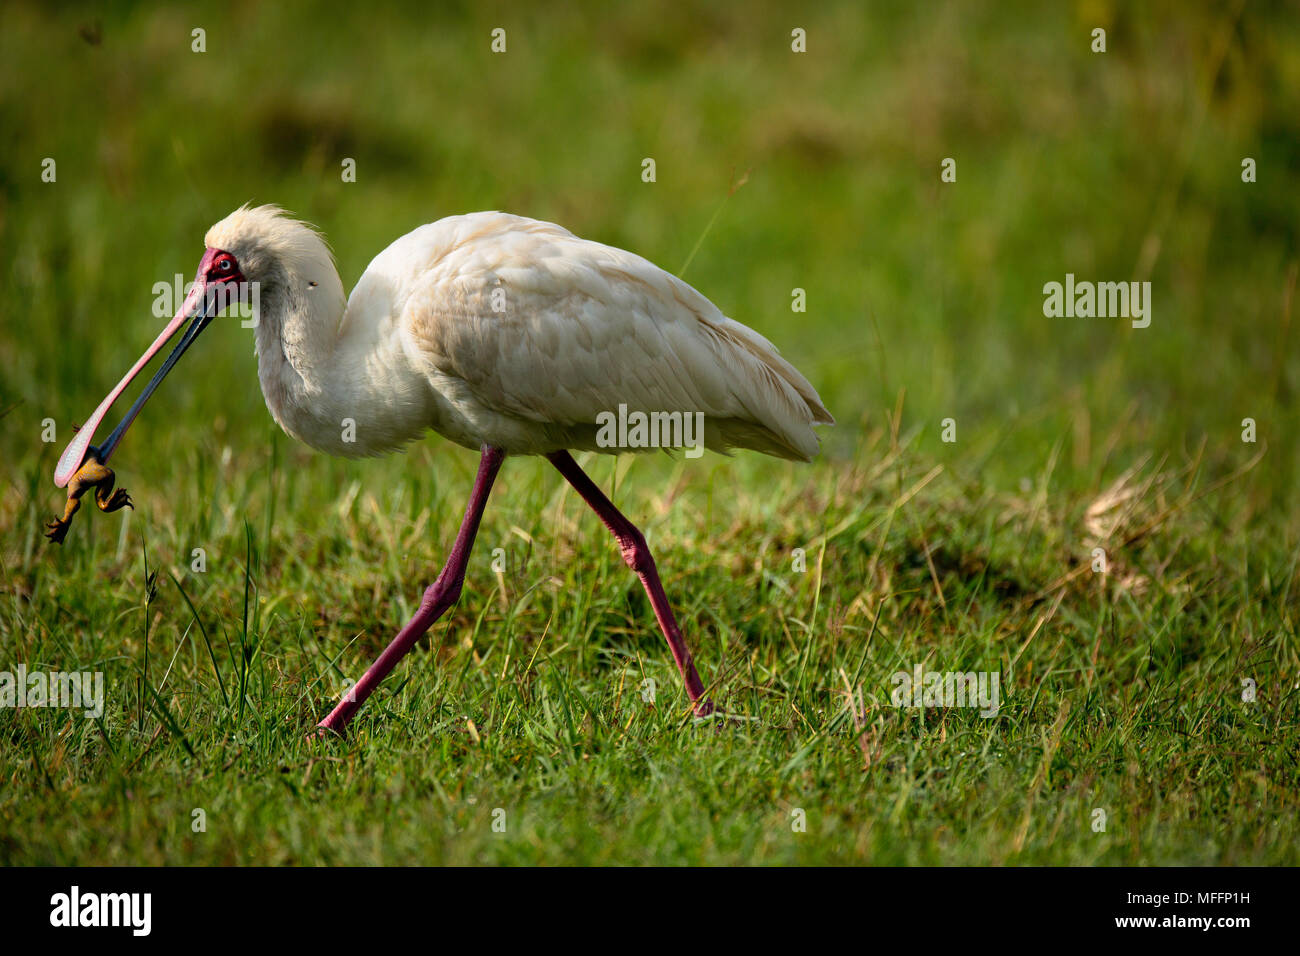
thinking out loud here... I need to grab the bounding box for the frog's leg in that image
[79,459,133,513]
[44,493,83,544]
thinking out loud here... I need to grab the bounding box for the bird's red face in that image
[206,248,245,286]
[52,246,246,487]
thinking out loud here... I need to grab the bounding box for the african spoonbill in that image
[51,205,833,734]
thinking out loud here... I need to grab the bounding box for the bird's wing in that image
[396,213,832,459]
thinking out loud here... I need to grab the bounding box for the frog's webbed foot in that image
[97,487,132,513]
[44,495,82,545]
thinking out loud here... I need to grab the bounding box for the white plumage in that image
[204,206,833,462]
[56,204,834,732]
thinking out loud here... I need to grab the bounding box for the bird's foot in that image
[690,700,751,729]
[307,719,347,742]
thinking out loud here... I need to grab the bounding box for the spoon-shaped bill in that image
[53,278,212,487]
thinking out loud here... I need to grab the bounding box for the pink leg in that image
[316,445,505,735]
[546,451,714,716]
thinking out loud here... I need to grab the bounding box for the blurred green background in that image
[1,1,1298,865]
[3,1,1297,510]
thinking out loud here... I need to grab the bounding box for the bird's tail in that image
[703,316,834,462]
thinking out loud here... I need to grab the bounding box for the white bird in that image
[52,205,834,734]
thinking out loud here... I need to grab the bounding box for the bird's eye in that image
[219,258,233,271]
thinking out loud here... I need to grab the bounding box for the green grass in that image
[1,1,1298,865]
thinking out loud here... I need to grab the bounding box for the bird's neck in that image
[252,266,433,458]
